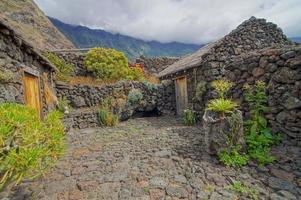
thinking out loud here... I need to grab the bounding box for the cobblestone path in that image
[2,117,300,200]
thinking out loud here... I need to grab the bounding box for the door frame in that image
[22,66,43,118]
[174,75,188,115]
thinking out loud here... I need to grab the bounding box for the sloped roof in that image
[158,16,293,78]
[0,17,57,71]
[158,41,218,78]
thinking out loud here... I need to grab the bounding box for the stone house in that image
[158,17,293,115]
[158,17,301,143]
[0,18,57,117]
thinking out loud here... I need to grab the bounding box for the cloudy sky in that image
[34,0,301,44]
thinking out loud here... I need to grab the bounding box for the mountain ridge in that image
[49,17,202,60]
[0,0,74,50]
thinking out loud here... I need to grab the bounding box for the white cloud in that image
[34,0,301,44]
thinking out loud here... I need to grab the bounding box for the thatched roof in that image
[0,17,57,71]
[158,42,217,78]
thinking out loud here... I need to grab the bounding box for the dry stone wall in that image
[56,80,175,129]
[54,51,91,76]
[184,46,301,144]
[135,55,180,74]
[224,46,301,144]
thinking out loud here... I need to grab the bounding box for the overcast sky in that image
[34,0,301,44]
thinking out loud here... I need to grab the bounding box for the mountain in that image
[0,0,74,50]
[290,37,301,43]
[49,17,201,59]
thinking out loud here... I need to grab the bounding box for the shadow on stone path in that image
[1,117,300,200]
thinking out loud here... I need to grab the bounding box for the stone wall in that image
[224,46,301,144]
[0,20,56,115]
[182,46,301,144]
[56,80,175,129]
[54,51,91,76]
[135,55,180,74]
[54,51,180,77]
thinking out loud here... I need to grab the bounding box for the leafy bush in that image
[57,97,70,113]
[98,109,119,126]
[44,52,74,81]
[212,79,233,99]
[244,81,281,165]
[98,98,119,126]
[143,81,157,92]
[127,89,143,105]
[226,181,259,200]
[182,109,196,126]
[127,67,145,81]
[218,146,249,167]
[0,70,14,83]
[84,48,144,81]
[207,79,237,119]
[0,103,65,190]
[207,98,237,118]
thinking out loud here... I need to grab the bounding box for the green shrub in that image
[143,81,157,92]
[218,146,249,167]
[0,70,14,83]
[226,181,259,200]
[44,52,74,81]
[98,108,119,126]
[98,98,119,126]
[244,81,281,165]
[207,98,237,118]
[84,48,144,81]
[57,97,70,113]
[126,67,145,81]
[127,89,143,105]
[182,109,196,126]
[207,79,237,119]
[0,103,65,190]
[212,79,233,99]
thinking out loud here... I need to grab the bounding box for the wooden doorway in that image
[23,72,42,118]
[175,76,188,115]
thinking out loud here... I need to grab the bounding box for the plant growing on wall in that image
[207,79,237,119]
[84,48,144,81]
[244,81,281,165]
[57,97,71,114]
[44,52,74,81]
[127,89,143,105]
[143,81,157,92]
[182,109,196,126]
[204,79,247,167]
[0,103,65,190]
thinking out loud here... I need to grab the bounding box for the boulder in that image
[203,109,245,155]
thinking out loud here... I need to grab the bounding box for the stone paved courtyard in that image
[3,117,300,200]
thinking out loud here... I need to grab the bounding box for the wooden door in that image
[23,73,41,117]
[175,76,188,115]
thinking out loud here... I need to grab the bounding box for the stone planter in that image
[202,109,246,155]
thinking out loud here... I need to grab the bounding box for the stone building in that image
[158,17,300,143]
[0,18,57,117]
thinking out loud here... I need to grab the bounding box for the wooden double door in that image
[23,72,42,117]
[175,76,188,115]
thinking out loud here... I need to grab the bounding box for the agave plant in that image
[207,98,238,119]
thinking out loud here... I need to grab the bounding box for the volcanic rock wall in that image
[135,55,180,74]
[56,80,175,129]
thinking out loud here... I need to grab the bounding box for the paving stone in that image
[166,185,188,198]
[1,117,299,199]
[149,177,168,189]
